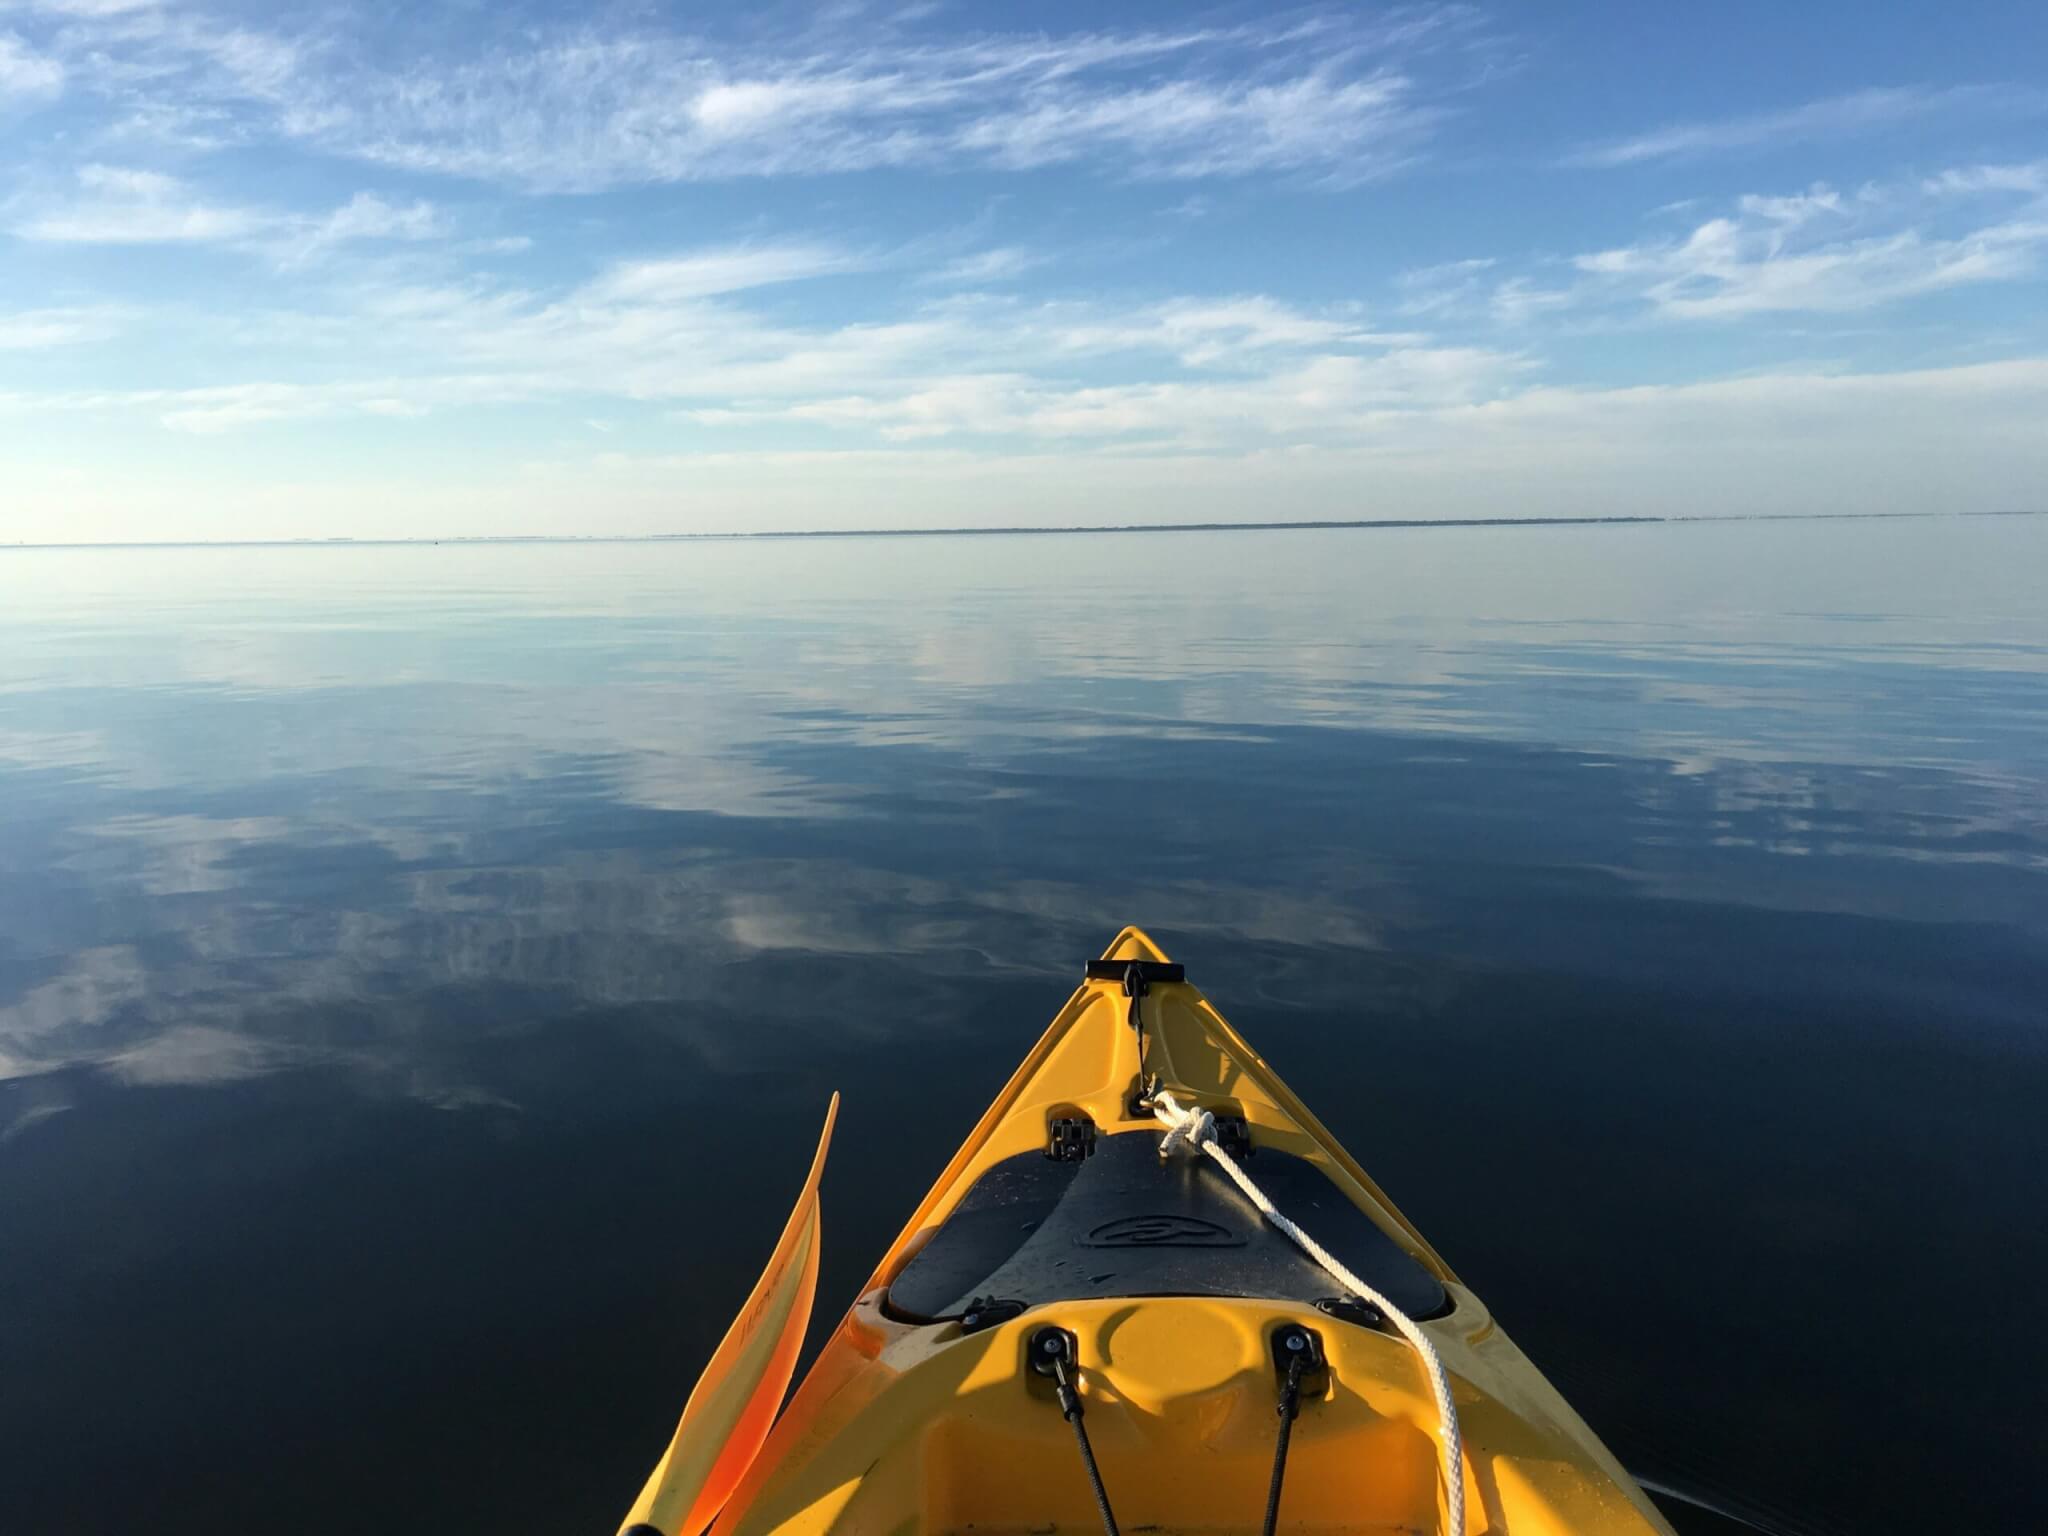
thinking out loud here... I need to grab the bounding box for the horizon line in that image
[4,508,2041,551]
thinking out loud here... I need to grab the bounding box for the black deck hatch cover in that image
[885,1130,1447,1321]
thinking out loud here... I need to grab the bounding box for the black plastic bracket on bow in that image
[1084,959,1186,985]
[1269,1323,1328,1400]
[1315,1295,1388,1331]
[1210,1112,1255,1160]
[1084,959,1185,1038]
[960,1296,1026,1334]
[1047,1113,1097,1162]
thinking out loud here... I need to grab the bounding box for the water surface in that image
[2,518,2044,1534]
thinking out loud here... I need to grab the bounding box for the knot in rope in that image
[1158,1100,1216,1159]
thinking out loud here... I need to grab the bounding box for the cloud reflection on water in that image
[0,520,2042,1102]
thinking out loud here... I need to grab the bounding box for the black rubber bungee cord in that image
[1033,1329,1121,1536]
[1262,1344,1309,1536]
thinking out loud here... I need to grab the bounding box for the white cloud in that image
[1038,295,1420,368]
[1488,277,1572,326]
[321,257,970,406]
[1566,84,2045,168]
[927,247,1044,286]
[686,345,1528,446]
[687,74,917,139]
[17,163,265,242]
[12,166,451,263]
[266,191,444,265]
[312,262,1481,429]
[1576,181,2048,318]
[1140,296,1376,359]
[12,5,294,131]
[456,234,533,256]
[27,1,165,15]
[24,170,2027,458]
[157,384,320,434]
[1396,263,1574,327]
[0,373,550,434]
[1924,160,2048,198]
[114,10,298,99]
[0,30,62,98]
[1735,187,1848,228]
[1398,169,2048,330]
[314,191,441,244]
[153,374,542,433]
[0,242,1521,449]
[949,68,1423,181]
[1396,257,1496,317]
[582,243,860,303]
[0,305,120,349]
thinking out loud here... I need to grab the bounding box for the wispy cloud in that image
[1924,160,2048,198]
[299,30,1443,190]
[1046,294,1385,365]
[1566,84,2045,168]
[0,31,64,99]
[0,305,121,349]
[16,164,265,242]
[926,247,1046,286]
[13,165,448,263]
[149,378,504,435]
[0,372,549,434]
[27,2,168,16]
[1487,276,1572,325]
[1575,180,2048,318]
[268,193,445,265]
[946,66,1424,181]
[392,268,1472,424]
[15,8,1487,191]
[683,347,1529,446]
[1401,166,2048,328]
[580,242,862,303]
[8,146,2044,461]
[0,227,1528,449]
[1396,257,1496,316]
[42,3,297,99]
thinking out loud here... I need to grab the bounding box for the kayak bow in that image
[627,930,1674,1535]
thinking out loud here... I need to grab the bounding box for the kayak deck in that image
[692,928,1673,1536]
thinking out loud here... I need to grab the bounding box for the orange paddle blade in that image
[619,1093,839,1536]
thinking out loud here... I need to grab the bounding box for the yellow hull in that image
[697,928,1675,1536]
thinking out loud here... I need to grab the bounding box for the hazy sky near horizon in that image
[3,1,2046,541]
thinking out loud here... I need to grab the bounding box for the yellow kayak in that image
[624,927,1675,1536]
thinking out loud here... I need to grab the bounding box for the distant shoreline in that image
[4,507,2041,551]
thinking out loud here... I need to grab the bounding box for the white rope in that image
[1151,1090,1464,1536]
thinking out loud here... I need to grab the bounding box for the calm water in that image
[2,519,2044,1535]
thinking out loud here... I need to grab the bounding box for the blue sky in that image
[2,0,2045,540]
